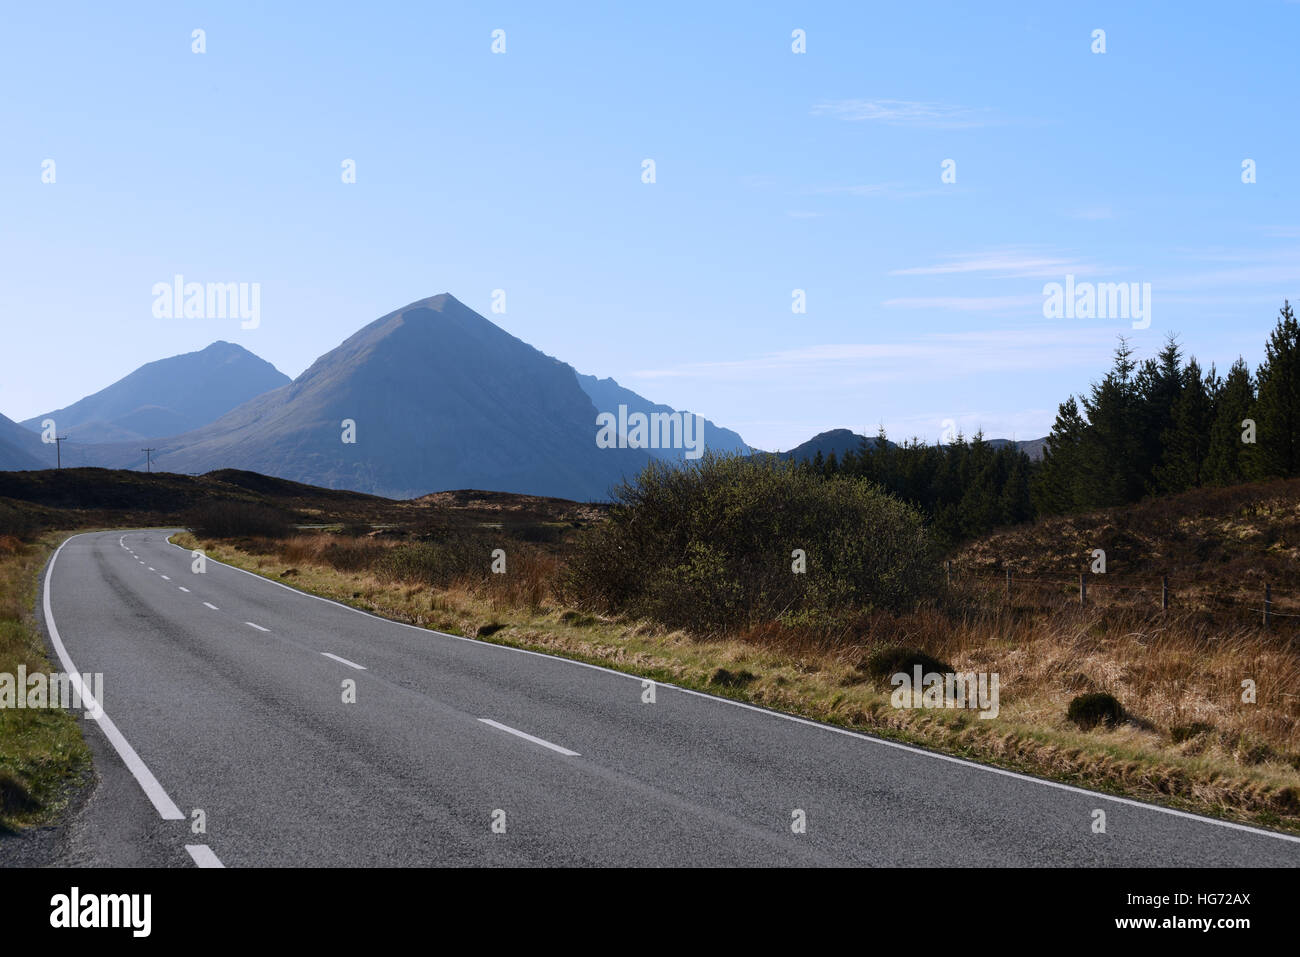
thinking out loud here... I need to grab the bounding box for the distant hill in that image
[776,429,889,462]
[574,373,752,461]
[988,437,1047,461]
[0,466,601,538]
[778,429,1047,464]
[0,414,47,470]
[100,295,654,501]
[22,341,289,444]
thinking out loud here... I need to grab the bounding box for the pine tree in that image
[1153,356,1213,493]
[1078,338,1145,507]
[1204,358,1256,485]
[998,448,1033,525]
[1031,395,1088,515]
[1251,301,1300,478]
[1136,334,1185,490]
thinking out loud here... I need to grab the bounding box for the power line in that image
[141,448,157,473]
[53,435,69,469]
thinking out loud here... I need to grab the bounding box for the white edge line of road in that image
[479,718,579,756]
[184,844,225,868]
[163,532,1300,846]
[44,535,185,821]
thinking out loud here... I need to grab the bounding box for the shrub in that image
[0,770,37,818]
[1171,721,1214,743]
[376,535,488,588]
[709,667,757,688]
[1067,692,1125,730]
[857,647,954,682]
[0,501,40,541]
[187,501,293,539]
[560,453,938,631]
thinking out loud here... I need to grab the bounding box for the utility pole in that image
[54,435,68,469]
[141,448,156,473]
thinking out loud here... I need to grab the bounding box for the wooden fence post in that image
[1264,583,1271,629]
[1080,573,1086,606]
[1161,576,1168,611]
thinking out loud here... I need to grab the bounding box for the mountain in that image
[990,437,1047,461]
[779,429,1047,463]
[22,341,290,444]
[0,413,48,470]
[128,295,653,500]
[574,373,752,461]
[778,429,889,462]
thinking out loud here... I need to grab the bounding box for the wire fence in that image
[946,562,1300,630]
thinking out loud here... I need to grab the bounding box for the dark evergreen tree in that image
[1152,356,1213,493]
[1076,338,1144,508]
[1204,358,1256,485]
[1251,301,1300,478]
[1031,395,1088,515]
[1135,334,1185,489]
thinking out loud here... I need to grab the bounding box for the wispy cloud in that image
[811,99,992,128]
[806,183,897,197]
[1070,206,1115,221]
[889,249,1097,279]
[882,295,1041,312]
[631,327,1121,383]
[1155,247,1300,288]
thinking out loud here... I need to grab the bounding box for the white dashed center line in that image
[185,844,225,868]
[245,622,269,632]
[178,586,190,593]
[203,602,219,610]
[478,718,580,756]
[321,652,366,670]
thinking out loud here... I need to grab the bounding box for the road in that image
[27,529,1300,866]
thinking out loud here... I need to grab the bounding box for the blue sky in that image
[2,1,1298,451]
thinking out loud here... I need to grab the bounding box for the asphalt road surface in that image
[27,529,1300,867]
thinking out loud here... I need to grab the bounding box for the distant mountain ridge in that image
[574,373,752,461]
[22,341,289,444]
[776,429,890,463]
[89,295,659,500]
[0,296,1044,498]
[0,413,47,470]
[777,428,1047,463]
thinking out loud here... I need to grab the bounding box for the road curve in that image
[32,529,1300,867]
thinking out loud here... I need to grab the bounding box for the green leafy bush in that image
[561,453,939,630]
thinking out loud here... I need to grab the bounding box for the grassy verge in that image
[0,532,91,831]
[175,530,1300,835]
